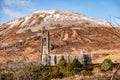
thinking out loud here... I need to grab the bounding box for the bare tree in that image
[108,17,120,80]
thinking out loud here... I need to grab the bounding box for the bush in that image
[50,66,61,78]
[1,58,89,80]
[66,63,73,71]
[82,64,93,71]
[39,69,51,80]
[50,67,64,79]
[101,58,114,71]
[80,70,92,76]
[34,66,51,80]
[18,65,51,80]
[0,73,14,80]
[63,69,73,77]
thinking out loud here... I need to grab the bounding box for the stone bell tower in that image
[40,27,50,65]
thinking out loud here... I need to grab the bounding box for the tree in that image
[71,58,82,68]
[58,56,67,67]
[101,58,114,71]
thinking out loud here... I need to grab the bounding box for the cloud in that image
[3,8,24,18]
[2,0,33,19]
[1,0,35,23]
[2,0,34,13]
[3,0,32,6]
[3,0,12,6]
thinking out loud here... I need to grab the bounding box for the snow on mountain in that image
[0,10,111,35]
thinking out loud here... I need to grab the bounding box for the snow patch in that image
[30,25,41,32]
[33,10,56,15]
[20,17,30,27]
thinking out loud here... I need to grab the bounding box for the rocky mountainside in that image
[0,10,120,64]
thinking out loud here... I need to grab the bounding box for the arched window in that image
[49,56,51,65]
[68,55,70,63]
[54,55,57,65]
[43,38,46,46]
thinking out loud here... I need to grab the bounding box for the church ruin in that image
[40,27,91,66]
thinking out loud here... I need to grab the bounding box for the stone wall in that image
[49,53,85,66]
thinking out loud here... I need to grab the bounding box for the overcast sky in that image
[0,0,120,24]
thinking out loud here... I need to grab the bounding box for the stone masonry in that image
[40,27,91,66]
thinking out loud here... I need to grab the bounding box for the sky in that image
[0,0,120,24]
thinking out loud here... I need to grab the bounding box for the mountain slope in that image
[0,10,111,36]
[0,10,120,64]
